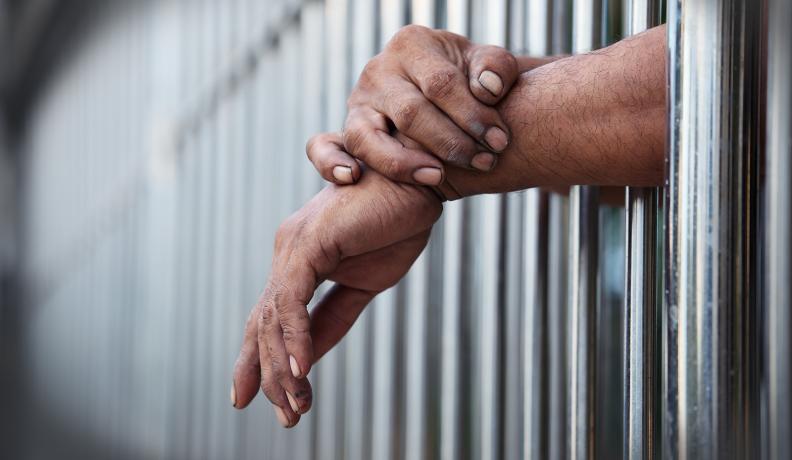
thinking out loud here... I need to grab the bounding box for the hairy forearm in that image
[439,24,666,199]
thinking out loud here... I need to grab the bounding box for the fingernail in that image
[274,405,291,428]
[332,166,354,184]
[479,70,503,96]
[413,167,443,186]
[290,355,301,378]
[230,381,237,408]
[286,392,300,414]
[471,152,497,171]
[485,127,509,152]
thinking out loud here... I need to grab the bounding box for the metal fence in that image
[11,0,789,459]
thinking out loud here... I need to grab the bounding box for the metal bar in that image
[521,2,552,458]
[315,1,350,459]
[664,0,763,457]
[343,2,378,459]
[474,2,507,458]
[402,4,437,459]
[439,3,467,460]
[767,0,792,457]
[522,189,549,460]
[369,4,407,460]
[569,1,602,458]
[623,1,661,459]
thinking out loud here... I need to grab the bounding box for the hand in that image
[231,146,443,427]
[310,25,519,187]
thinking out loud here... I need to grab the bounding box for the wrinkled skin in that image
[310,24,520,186]
[232,161,442,427]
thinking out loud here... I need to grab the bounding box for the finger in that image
[266,248,317,380]
[231,304,263,409]
[262,287,314,414]
[306,132,362,185]
[401,57,511,154]
[310,284,376,361]
[466,45,520,105]
[375,81,498,172]
[258,302,303,428]
[342,107,445,185]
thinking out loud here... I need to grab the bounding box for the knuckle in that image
[261,304,276,326]
[503,52,519,75]
[305,134,322,159]
[439,136,472,164]
[261,380,279,400]
[342,125,366,155]
[393,98,421,132]
[390,24,427,49]
[424,68,458,101]
[271,358,290,382]
[383,155,408,179]
[360,55,384,79]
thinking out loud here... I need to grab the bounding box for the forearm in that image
[516,55,565,72]
[439,24,667,199]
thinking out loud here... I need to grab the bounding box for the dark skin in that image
[232,24,667,427]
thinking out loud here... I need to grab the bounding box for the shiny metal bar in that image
[522,189,549,459]
[343,3,378,460]
[567,185,600,460]
[316,2,350,460]
[438,4,467,460]
[569,1,602,458]
[369,4,406,460]
[476,2,507,458]
[522,2,552,458]
[664,0,763,457]
[767,0,792,457]
[402,4,437,459]
[624,1,661,459]
[547,193,569,460]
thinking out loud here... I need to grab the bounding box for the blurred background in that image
[0,0,631,459]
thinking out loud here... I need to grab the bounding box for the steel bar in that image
[623,1,661,459]
[767,0,792,457]
[439,3,467,460]
[664,0,763,457]
[569,1,602,458]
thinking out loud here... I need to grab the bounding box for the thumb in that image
[467,45,519,105]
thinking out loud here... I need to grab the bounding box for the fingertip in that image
[478,70,503,97]
[484,127,509,152]
[413,167,444,186]
[332,165,355,184]
[289,355,303,378]
[274,405,298,428]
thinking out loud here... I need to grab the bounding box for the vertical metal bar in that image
[623,1,660,459]
[402,4,437,459]
[567,185,600,460]
[370,4,406,460]
[476,1,507,458]
[439,3,467,457]
[315,2,350,459]
[545,2,572,458]
[344,2,377,459]
[664,0,763,457]
[522,189,549,460]
[767,0,792,457]
[569,1,601,458]
[521,2,552,459]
